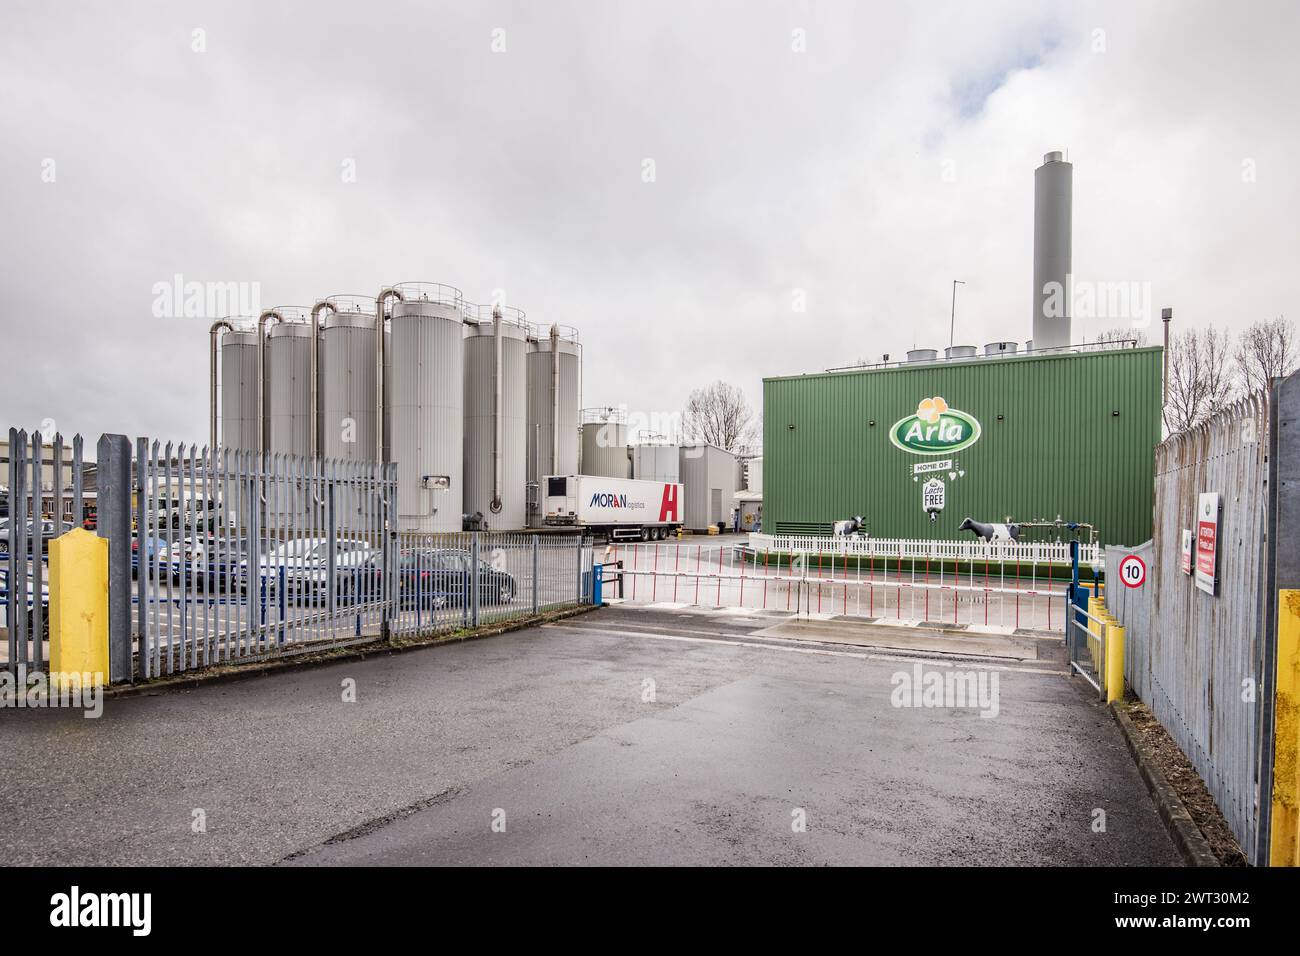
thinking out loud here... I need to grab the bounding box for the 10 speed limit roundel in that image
[1119,554,1146,589]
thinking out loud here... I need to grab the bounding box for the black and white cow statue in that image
[832,515,867,538]
[958,517,1021,542]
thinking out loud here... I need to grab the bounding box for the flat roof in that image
[764,344,1164,385]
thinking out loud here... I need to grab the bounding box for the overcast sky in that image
[2,0,1296,447]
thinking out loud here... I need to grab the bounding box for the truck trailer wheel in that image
[639,527,649,542]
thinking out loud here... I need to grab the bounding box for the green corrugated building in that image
[762,346,1163,546]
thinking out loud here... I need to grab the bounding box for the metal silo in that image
[463,305,528,530]
[321,295,378,461]
[579,407,630,478]
[390,282,465,532]
[526,325,581,525]
[266,309,313,457]
[219,323,260,451]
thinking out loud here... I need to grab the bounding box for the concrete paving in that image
[0,605,1178,866]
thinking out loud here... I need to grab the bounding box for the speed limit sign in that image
[1119,554,1146,589]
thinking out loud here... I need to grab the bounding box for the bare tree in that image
[679,381,756,452]
[1095,326,1148,346]
[1234,316,1296,395]
[1165,327,1236,432]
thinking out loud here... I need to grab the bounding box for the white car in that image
[249,538,380,596]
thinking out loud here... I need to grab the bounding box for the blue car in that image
[0,565,50,641]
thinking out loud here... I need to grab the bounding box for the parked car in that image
[0,566,50,642]
[251,538,380,603]
[153,533,259,590]
[396,548,516,609]
[0,518,74,555]
[131,533,169,579]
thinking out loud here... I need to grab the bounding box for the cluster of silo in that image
[210,282,583,533]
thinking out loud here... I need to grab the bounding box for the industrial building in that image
[762,151,1164,547]
[678,443,738,531]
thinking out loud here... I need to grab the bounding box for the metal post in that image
[1257,370,1300,864]
[97,434,133,683]
[1161,307,1172,414]
[470,532,480,627]
[577,535,585,605]
[531,534,539,614]
[948,279,965,350]
[5,429,19,672]
[327,477,337,619]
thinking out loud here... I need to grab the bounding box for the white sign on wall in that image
[913,459,953,476]
[922,478,946,514]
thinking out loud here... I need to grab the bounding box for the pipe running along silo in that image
[526,324,581,526]
[463,305,528,530]
[389,282,465,532]
[218,319,260,451]
[579,407,630,479]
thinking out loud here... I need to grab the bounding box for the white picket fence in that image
[746,532,1100,568]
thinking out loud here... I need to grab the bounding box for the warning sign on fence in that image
[1195,492,1220,596]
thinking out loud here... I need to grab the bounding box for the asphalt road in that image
[0,606,1178,866]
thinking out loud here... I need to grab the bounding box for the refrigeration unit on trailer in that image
[542,475,683,540]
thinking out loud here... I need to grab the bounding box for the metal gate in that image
[132,441,397,677]
[605,538,1069,631]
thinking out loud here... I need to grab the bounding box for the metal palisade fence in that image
[132,443,398,677]
[3,427,593,683]
[389,531,592,636]
[131,442,591,678]
[3,428,88,675]
[1106,388,1277,864]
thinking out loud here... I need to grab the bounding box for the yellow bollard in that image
[49,527,109,687]
[1272,590,1300,866]
[1105,620,1125,704]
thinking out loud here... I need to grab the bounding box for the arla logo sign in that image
[889,396,981,455]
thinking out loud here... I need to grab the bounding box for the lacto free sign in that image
[1195,492,1220,596]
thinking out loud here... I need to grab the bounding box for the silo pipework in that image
[308,299,338,458]
[550,324,560,478]
[1033,150,1073,351]
[255,309,284,455]
[464,305,527,529]
[208,319,233,451]
[492,305,504,513]
[374,287,404,462]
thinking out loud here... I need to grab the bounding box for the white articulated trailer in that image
[542,475,683,541]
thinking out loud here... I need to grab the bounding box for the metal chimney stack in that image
[1032,150,1072,351]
